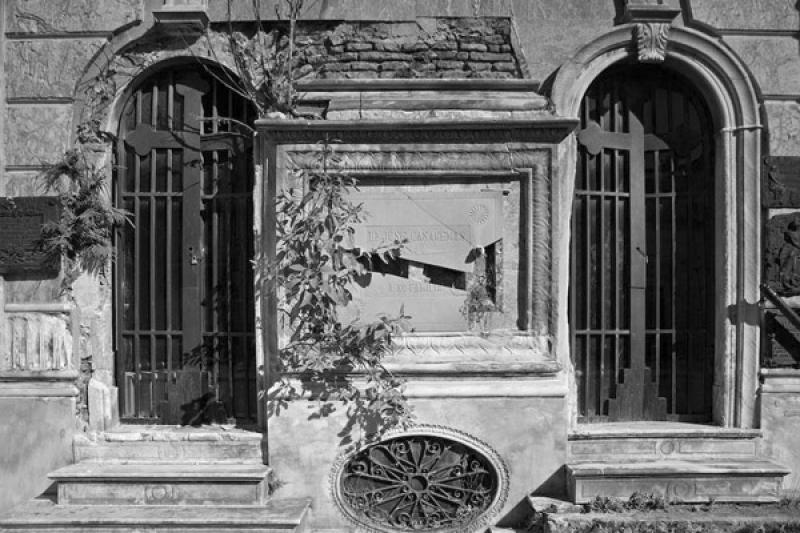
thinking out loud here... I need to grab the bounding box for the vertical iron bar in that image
[133,88,142,417]
[166,148,173,375]
[226,151,234,411]
[150,148,157,397]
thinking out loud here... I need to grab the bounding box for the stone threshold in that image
[0,497,310,529]
[569,421,762,440]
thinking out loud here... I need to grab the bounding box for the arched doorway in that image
[570,64,715,423]
[114,65,257,424]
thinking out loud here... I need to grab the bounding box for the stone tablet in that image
[351,191,503,272]
[347,191,503,332]
[0,197,60,274]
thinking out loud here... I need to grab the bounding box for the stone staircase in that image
[566,422,789,504]
[0,426,311,532]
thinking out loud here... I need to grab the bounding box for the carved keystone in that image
[623,3,681,64]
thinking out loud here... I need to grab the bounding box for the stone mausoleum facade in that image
[0,1,799,531]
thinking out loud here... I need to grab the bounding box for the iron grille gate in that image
[115,68,257,424]
[570,65,715,422]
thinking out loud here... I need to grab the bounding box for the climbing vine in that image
[39,59,129,290]
[267,144,414,444]
[38,146,130,289]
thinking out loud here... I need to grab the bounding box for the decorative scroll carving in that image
[331,425,508,533]
[765,212,800,296]
[763,156,800,208]
[390,333,551,361]
[634,22,671,63]
[286,149,548,173]
[4,312,73,371]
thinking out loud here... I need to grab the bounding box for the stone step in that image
[0,497,311,532]
[568,422,762,462]
[50,463,272,506]
[567,459,790,504]
[74,426,263,464]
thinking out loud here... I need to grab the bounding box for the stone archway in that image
[550,24,762,428]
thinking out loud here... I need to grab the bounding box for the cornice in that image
[256,118,579,145]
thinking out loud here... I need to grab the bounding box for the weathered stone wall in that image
[0,0,799,516]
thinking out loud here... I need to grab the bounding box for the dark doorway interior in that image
[570,65,715,423]
[115,66,257,424]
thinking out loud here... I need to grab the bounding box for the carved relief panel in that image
[765,212,800,296]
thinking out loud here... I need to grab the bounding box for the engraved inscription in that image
[0,197,60,274]
[347,191,503,332]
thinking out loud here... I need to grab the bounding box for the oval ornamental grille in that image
[331,426,508,533]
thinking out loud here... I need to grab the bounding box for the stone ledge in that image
[569,460,789,478]
[95,425,263,442]
[257,117,578,144]
[49,463,271,481]
[569,422,762,440]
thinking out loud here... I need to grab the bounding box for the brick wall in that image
[298,18,522,79]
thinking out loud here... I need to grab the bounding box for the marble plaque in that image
[352,191,503,272]
[347,191,503,332]
[0,197,60,274]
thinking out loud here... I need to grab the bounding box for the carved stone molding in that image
[258,119,578,145]
[285,149,549,173]
[388,333,554,364]
[152,0,209,37]
[634,22,671,63]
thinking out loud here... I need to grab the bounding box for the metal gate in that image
[570,65,715,422]
[115,67,256,424]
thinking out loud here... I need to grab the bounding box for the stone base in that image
[568,422,762,462]
[0,497,311,533]
[268,384,568,530]
[0,395,76,513]
[567,460,789,504]
[51,463,271,506]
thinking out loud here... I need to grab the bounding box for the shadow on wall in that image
[497,466,566,528]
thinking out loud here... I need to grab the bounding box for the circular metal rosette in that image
[331,425,509,533]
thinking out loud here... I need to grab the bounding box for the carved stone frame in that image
[552,26,762,428]
[255,119,577,426]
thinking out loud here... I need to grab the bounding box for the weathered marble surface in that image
[3,171,47,196]
[690,0,799,31]
[6,39,105,99]
[725,36,800,96]
[0,396,75,513]
[5,105,71,167]
[6,0,142,33]
[3,312,73,372]
[0,497,311,529]
[268,393,568,529]
[4,276,63,304]
[767,101,800,157]
[760,370,800,492]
